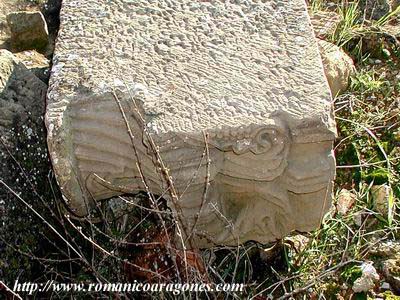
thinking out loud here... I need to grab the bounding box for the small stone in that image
[336,189,356,215]
[14,50,50,83]
[380,281,391,290]
[382,49,391,59]
[310,11,340,40]
[353,211,363,227]
[371,184,393,217]
[382,259,400,293]
[353,275,376,293]
[370,241,400,258]
[318,39,356,97]
[352,263,380,293]
[327,2,336,8]
[6,11,49,52]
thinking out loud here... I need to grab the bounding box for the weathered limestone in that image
[318,39,355,97]
[6,11,49,52]
[46,0,337,247]
[310,11,340,40]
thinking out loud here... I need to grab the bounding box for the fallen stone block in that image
[318,39,355,97]
[14,50,50,83]
[6,11,49,52]
[46,0,337,247]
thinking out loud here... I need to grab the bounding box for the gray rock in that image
[14,50,50,83]
[370,241,400,293]
[0,49,47,191]
[46,0,337,247]
[0,49,46,124]
[318,39,355,97]
[310,11,340,40]
[6,11,49,52]
[336,189,356,215]
[363,0,391,20]
[370,240,400,258]
[352,263,380,293]
[382,259,400,293]
[381,281,391,290]
[0,49,50,284]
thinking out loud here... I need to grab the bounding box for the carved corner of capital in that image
[215,120,291,182]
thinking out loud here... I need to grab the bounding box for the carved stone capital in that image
[46,0,337,247]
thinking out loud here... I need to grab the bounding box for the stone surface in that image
[336,189,356,215]
[0,49,47,204]
[318,39,355,97]
[0,49,46,138]
[383,259,400,293]
[370,241,400,258]
[46,0,337,247]
[6,11,49,52]
[363,0,391,20]
[352,263,380,293]
[0,0,29,49]
[310,11,340,40]
[371,184,393,217]
[370,241,400,293]
[14,50,50,83]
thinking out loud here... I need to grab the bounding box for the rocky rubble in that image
[0,49,46,141]
[0,1,55,171]
[369,241,400,294]
[0,1,61,283]
[0,48,48,224]
[7,11,49,52]
[383,259,400,293]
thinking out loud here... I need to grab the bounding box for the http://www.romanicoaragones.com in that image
[12,279,246,296]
